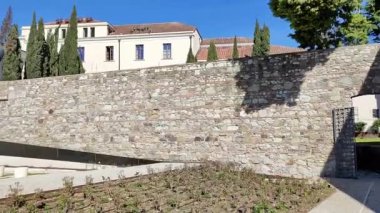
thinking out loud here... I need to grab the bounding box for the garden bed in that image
[0,163,334,212]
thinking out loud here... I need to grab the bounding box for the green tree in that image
[341,13,374,45]
[232,36,239,59]
[37,18,50,77]
[207,41,218,62]
[252,20,263,56]
[0,6,13,46]
[25,12,39,79]
[261,24,270,56]
[186,47,197,63]
[269,0,362,50]
[46,27,59,76]
[2,25,21,80]
[366,0,380,42]
[58,6,84,75]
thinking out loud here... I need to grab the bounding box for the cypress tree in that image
[47,27,59,76]
[186,47,196,63]
[37,18,50,77]
[252,20,263,57]
[207,41,218,62]
[0,6,13,46]
[25,12,39,79]
[58,6,84,75]
[261,24,270,56]
[2,25,21,80]
[232,36,239,59]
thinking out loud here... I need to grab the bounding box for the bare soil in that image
[0,163,334,212]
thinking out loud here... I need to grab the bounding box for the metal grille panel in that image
[333,108,357,178]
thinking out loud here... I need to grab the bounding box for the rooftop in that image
[197,37,305,61]
[45,17,103,25]
[111,22,197,35]
[201,37,252,45]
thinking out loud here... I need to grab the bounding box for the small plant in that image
[84,176,95,200]
[371,119,380,133]
[118,170,126,180]
[7,182,25,208]
[117,171,128,188]
[62,176,74,195]
[26,202,38,212]
[123,197,140,212]
[252,201,276,213]
[33,188,45,199]
[355,122,367,133]
[57,194,72,211]
[85,175,94,185]
[167,197,178,208]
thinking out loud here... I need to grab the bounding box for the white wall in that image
[20,22,110,51]
[192,30,202,56]
[76,33,197,72]
[19,22,201,73]
[79,39,119,72]
[352,94,380,131]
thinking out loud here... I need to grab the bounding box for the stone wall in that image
[0,44,379,178]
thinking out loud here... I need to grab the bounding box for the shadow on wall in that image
[234,51,333,113]
[233,45,380,212]
[0,46,4,80]
[327,48,380,212]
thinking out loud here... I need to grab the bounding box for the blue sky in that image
[0,0,298,47]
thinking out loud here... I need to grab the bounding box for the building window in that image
[373,109,379,118]
[83,28,88,38]
[136,45,144,60]
[106,46,114,61]
[90,27,95,37]
[163,43,172,59]
[61,29,66,39]
[78,47,85,62]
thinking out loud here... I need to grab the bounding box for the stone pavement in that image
[310,172,380,213]
[0,163,192,199]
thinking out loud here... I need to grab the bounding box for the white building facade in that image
[20,18,202,73]
[352,94,380,131]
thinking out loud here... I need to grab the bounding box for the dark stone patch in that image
[194,137,203,142]
[165,134,177,142]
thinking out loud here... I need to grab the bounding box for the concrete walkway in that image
[310,172,380,213]
[0,162,192,199]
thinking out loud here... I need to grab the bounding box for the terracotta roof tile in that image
[45,17,102,26]
[197,38,305,61]
[201,37,252,45]
[111,22,196,35]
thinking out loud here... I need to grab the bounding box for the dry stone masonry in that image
[0,44,380,178]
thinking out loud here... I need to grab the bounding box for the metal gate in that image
[333,107,357,178]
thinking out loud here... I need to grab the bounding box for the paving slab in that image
[0,163,193,199]
[310,175,380,213]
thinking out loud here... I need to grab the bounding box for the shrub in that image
[252,201,276,213]
[355,122,367,133]
[370,119,380,133]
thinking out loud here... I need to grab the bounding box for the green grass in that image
[355,137,380,143]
